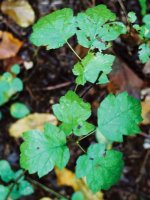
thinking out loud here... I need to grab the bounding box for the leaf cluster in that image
[0,64,23,106]
[0,160,33,200]
[19,4,143,195]
[128,11,150,63]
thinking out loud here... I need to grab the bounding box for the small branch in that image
[117,0,130,31]
[140,132,150,139]
[80,84,93,98]
[76,142,86,153]
[66,41,82,61]
[136,150,150,183]
[5,171,26,200]
[32,82,71,91]
[78,130,96,142]
[27,177,68,199]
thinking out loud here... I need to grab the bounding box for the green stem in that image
[66,41,82,61]
[74,84,79,92]
[5,171,26,200]
[76,142,86,153]
[78,129,96,142]
[27,177,68,199]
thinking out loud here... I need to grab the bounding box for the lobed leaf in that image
[73,52,115,85]
[20,123,70,177]
[30,8,76,49]
[139,43,150,63]
[76,5,126,51]
[98,92,142,142]
[76,143,124,193]
[52,90,95,136]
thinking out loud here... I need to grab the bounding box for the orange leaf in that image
[0,31,23,60]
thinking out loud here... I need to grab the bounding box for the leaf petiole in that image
[78,129,96,142]
[66,41,82,61]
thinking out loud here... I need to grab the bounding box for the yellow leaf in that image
[141,99,150,125]
[1,0,35,27]
[40,198,52,200]
[55,168,103,200]
[9,113,57,138]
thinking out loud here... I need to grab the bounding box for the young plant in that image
[128,11,150,63]
[20,5,142,197]
[0,160,33,200]
[0,64,23,106]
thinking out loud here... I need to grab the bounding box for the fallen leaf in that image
[55,168,103,200]
[9,113,57,138]
[3,56,23,72]
[108,58,144,98]
[0,31,23,60]
[141,99,150,125]
[1,0,35,28]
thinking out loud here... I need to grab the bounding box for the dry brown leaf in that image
[141,99,150,125]
[109,58,144,97]
[9,113,57,138]
[55,168,103,200]
[1,0,35,28]
[0,31,23,60]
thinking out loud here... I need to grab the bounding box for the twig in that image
[80,84,93,98]
[27,177,68,199]
[136,150,150,183]
[140,132,150,139]
[79,71,103,98]
[117,0,130,31]
[32,82,71,91]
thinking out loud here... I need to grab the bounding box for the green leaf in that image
[52,91,95,136]
[30,8,76,49]
[135,14,150,39]
[10,102,30,119]
[76,143,124,193]
[72,192,85,200]
[143,14,150,26]
[139,43,150,63]
[13,170,24,183]
[18,180,33,196]
[11,64,21,75]
[128,12,137,23]
[0,160,15,182]
[73,53,115,85]
[76,5,126,51]
[20,123,70,177]
[10,180,34,199]
[0,72,23,106]
[0,185,9,200]
[98,92,142,142]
